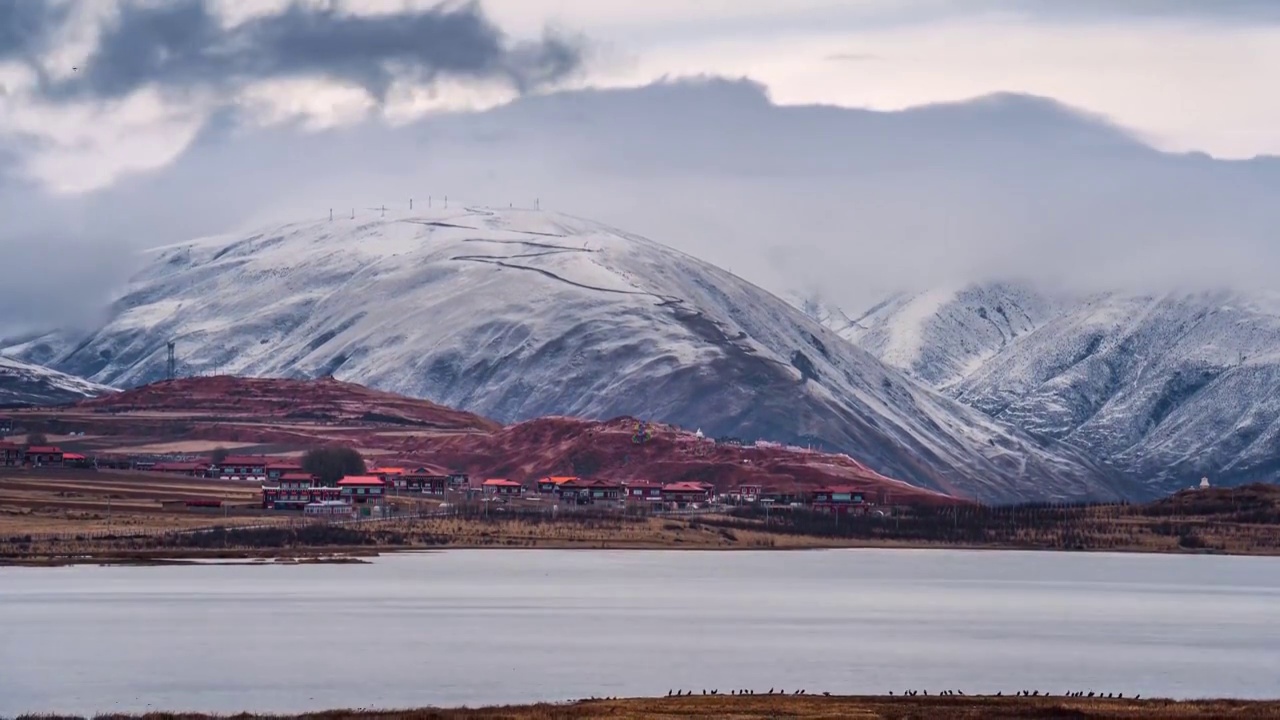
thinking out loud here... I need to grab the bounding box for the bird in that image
[1134,694,1141,700]
[768,688,774,695]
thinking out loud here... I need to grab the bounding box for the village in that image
[0,432,877,523]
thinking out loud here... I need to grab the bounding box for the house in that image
[448,473,470,488]
[662,481,711,507]
[482,478,524,497]
[0,441,20,466]
[25,445,64,467]
[536,476,579,494]
[733,484,762,503]
[0,416,13,434]
[304,500,355,518]
[337,475,388,504]
[557,478,623,505]
[371,466,406,484]
[809,486,867,514]
[262,473,341,510]
[62,452,90,468]
[209,456,270,480]
[400,473,449,495]
[265,461,305,482]
[623,480,664,503]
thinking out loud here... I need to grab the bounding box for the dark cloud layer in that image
[26,0,582,102]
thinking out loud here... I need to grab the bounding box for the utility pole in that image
[351,208,354,219]
[329,208,333,221]
[381,205,386,217]
[409,198,413,210]
[536,198,540,210]
[444,195,448,209]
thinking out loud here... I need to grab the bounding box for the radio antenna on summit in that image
[166,341,176,380]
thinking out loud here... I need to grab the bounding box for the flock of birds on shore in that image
[638,689,1142,700]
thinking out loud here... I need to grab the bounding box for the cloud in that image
[35,0,582,102]
[5,77,1280,340]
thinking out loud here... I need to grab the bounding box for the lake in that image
[3,549,1279,715]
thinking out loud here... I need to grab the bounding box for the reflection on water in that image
[3,549,1279,715]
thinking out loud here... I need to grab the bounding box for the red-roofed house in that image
[536,476,579,494]
[809,486,867,515]
[62,452,90,468]
[262,473,341,510]
[337,476,387,504]
[623,480,664,504]
[556,478,623,505]
[662,482,711,507]
[482,478,524,497]
[0,441,20,466]
[25,446,64,467]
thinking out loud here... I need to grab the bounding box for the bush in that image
[210,447,230,464]
[26,432,48,446]
[302,446,366,486]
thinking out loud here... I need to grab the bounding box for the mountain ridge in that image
[0,354,116,407]
[10,207,1130,502]
[810,282,1280,494]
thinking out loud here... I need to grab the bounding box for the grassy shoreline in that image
[8,515,1280,567]
[15,695,1280,719]
[7,483,1280,566]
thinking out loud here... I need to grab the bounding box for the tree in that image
[210,447,230,465]
[26,432,48,447]
[302,446,366,486]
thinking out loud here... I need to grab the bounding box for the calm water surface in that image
[3,549,1280,714]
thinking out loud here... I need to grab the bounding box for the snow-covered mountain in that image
[952,290,1280,494]
[10,207,1129,502]
[0,355,115,406]
[799,282,1064,388]
[814,281,1280,494]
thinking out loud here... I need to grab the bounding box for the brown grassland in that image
[4,467,1280,566]
[16,695,1280,720]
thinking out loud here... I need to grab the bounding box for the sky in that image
[2,0,1279,335]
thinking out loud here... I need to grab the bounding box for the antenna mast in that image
[166,341,176,380]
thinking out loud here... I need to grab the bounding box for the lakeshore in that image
[13,694,1280,719]
[7,484,1280,565]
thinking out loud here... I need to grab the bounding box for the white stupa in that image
[1200,477,1211,489]
[694,428,704,439]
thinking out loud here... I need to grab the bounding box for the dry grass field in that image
[16,695,1280,719]
[0,468,274,537]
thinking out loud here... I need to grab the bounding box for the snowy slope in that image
[0,355,116,406]
[13,207,1129,502]
[951,290,1280,494]
[798,282,1064,388]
